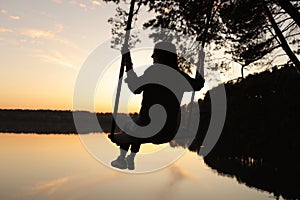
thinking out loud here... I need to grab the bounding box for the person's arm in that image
[122,50,144,94]
[182,71,205,91]
[123,51,133,72]
[194,71,205,91]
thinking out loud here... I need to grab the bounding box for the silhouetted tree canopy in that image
[219,0,300,75]
[104,0,300,75]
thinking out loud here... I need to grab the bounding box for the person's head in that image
[151,42,179,70]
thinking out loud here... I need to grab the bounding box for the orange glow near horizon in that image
[0,1,219,113]
[0,1,158,113]
[1,1,245,113]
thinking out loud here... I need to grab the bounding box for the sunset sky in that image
[1,0,291,113]
[1,0,208,113]
[0,0,157,112]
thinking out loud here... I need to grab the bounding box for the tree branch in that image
[263,0,300,73]
[276,0,300,28]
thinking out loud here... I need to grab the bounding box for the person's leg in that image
[110,117,142,170]
[111,132,132,158]
[130,143,141,154]
[111,143,130,169]
[126,143,141,170]
[119,143,130,159]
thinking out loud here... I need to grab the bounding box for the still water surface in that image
[0,133,277,200]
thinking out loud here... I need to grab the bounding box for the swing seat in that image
[109,129,177,145]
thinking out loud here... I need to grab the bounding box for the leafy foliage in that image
[103,0,300,74]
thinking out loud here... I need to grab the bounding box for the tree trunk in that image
[263,1,300,74]
[276,0,300,28]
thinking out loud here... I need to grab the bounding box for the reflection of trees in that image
[204,155,300,200]
[171,65,300,199]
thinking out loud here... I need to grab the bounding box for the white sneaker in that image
[111,156,127,169]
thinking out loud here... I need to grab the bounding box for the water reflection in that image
[203,155,300,200]
[0,133,272,200]
[171,128,300,200]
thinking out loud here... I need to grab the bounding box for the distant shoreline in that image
[0,109,136,134]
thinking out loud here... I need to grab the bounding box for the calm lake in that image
[0,133,284,200]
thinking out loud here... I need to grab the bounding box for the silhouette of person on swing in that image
[109,42,204,170]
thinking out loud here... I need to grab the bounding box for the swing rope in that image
[110,0,137,138]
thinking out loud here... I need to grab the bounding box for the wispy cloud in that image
[0,28,23,45]
[56,172,118,198]
[79,3,88,10]
[27,177,69,195]
[0,39,21,46]
[0,26,75,48]
[91,0,101,6]
[1,25,81,68]
[1,9,7,14]
[61,0,102,11]
[34,50,76,69]
[23,172,118,199]
[1,15,82,68]
[19,27,77,48]
[0,27,14,33]
[21,29,55,39]
[0,25,81,61]
[157,165,194,200]
[10,15,20,20]
[168,164,194,182]
[50,0,104,11]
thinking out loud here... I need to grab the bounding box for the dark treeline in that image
[0,110,120,134]
[172,64,300,200]
[191,64,300,158]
